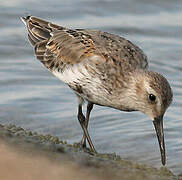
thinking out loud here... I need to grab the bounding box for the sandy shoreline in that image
[0,124,180,180]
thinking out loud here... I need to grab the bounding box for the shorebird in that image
[21,16,173,165]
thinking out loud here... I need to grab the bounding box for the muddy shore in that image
[0,124,181,180]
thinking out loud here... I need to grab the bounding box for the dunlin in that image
[21,16,173,165]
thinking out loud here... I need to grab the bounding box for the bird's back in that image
[22,16,148,73]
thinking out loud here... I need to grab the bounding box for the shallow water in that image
[0,0,182,174]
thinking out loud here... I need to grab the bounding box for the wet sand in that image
[0,124,180,180]
[0,141,108,180]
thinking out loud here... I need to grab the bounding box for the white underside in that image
[52,62,113,106]
[52,63,91,84]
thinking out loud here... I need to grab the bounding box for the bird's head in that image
[128,70,173,165]
[134,71,173,119]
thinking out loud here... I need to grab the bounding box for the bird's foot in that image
[73,141,89,150]
[73,141,97,154]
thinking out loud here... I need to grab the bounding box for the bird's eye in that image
[149,94,156,102]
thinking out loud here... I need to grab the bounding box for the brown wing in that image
[22,16,148,72]
[78,29,148,70]
[21,16,103,72]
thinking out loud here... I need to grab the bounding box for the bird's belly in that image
[72,86,108,105]
[69,81,112,107]
[52,66,139,111]
[52,65,112,106]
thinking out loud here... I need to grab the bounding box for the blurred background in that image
[0,0,182,174]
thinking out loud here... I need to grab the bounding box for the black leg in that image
[77,104,96,152]
[81,102,93,147]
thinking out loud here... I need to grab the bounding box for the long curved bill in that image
[153,116,166,165]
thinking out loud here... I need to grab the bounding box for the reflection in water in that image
[0,0,182,174]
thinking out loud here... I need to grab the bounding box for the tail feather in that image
[34,40,48,61]
[21,16,50,46]
[21,15,67,69]
[31,26,50,40]
[21,15,66,46]
[27,34,37,46]
[21,15,87,72]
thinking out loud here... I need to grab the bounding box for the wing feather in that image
[22,15,148,73]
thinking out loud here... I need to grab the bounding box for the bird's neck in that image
[110,69,147,111]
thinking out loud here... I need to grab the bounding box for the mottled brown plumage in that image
[22,16,148,72]
[21,16,173,166]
